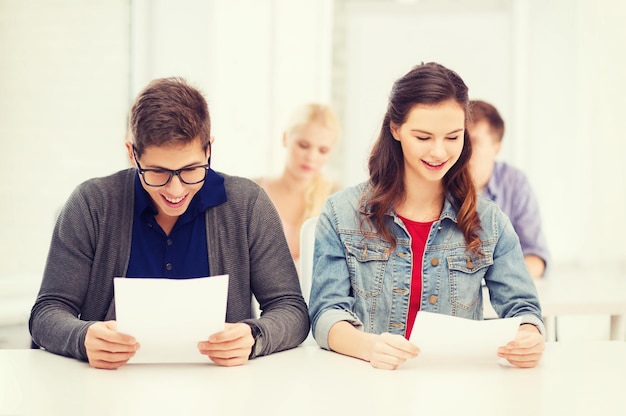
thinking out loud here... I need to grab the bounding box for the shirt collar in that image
[483,162,501,200]
[133,168,227,219]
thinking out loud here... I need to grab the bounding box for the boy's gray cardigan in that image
[30,169,309,361]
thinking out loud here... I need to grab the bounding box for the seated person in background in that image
[467,100,550,278]
[29,77,309,369]
[308,62,545,370]
[255,103,341,266]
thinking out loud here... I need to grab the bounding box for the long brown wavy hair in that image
[363,62,482,255]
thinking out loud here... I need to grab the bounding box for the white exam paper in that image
[409,311,521,363]
[114,274,229,364]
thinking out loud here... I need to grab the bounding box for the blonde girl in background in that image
[256,103,341,267]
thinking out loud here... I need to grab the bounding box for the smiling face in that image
[126,136,210,222]
[390,100,466,187]
[283,121,336,182]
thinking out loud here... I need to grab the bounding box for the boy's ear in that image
[493,140,502,156]
[124,141,135,166]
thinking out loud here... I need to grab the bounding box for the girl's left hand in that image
[497,323,545,368]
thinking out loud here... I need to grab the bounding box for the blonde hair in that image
[284,103,341,139]
[284,103,341,221]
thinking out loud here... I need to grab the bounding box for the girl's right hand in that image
[368,332,420,370]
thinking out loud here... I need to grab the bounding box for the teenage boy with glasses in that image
[29,77,309,369]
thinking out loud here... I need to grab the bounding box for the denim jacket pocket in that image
[345,239,390,299]
[447,253,493,311]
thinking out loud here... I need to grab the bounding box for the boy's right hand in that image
[84,320,140,369]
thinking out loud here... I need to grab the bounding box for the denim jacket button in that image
[431,257,439,266]
[428,295,437,304]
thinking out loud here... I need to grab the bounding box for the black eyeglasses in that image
[132,145,211,187]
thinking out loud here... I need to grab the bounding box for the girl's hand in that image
[368,332,420,370]
[497,324,545,368]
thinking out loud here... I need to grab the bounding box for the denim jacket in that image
[309,182,545,350]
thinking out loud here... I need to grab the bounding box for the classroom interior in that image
[1,0,625,348]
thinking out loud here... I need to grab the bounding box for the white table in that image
[1,342,625,416]
[483,264,626,341]
[538,264,626,341]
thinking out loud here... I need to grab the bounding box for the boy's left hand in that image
[198,323,255,366]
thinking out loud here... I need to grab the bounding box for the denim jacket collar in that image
[357,182,459,224]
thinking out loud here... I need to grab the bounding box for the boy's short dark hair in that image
[129,77,211,156]
[469,100,505,142]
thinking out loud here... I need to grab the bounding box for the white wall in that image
[130,0,334,178]
[512,0,626,265]
[0,0,334,282]
[1,0,625,283]
[0,0,130,280]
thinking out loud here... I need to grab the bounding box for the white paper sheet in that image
[114,274,229,364]
[409,311,521,363]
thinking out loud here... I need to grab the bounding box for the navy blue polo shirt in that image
[126,169,227,279]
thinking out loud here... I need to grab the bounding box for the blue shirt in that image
[126,169,227,279]
[483,162,550,269]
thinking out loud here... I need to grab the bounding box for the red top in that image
[398,215,434,339]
